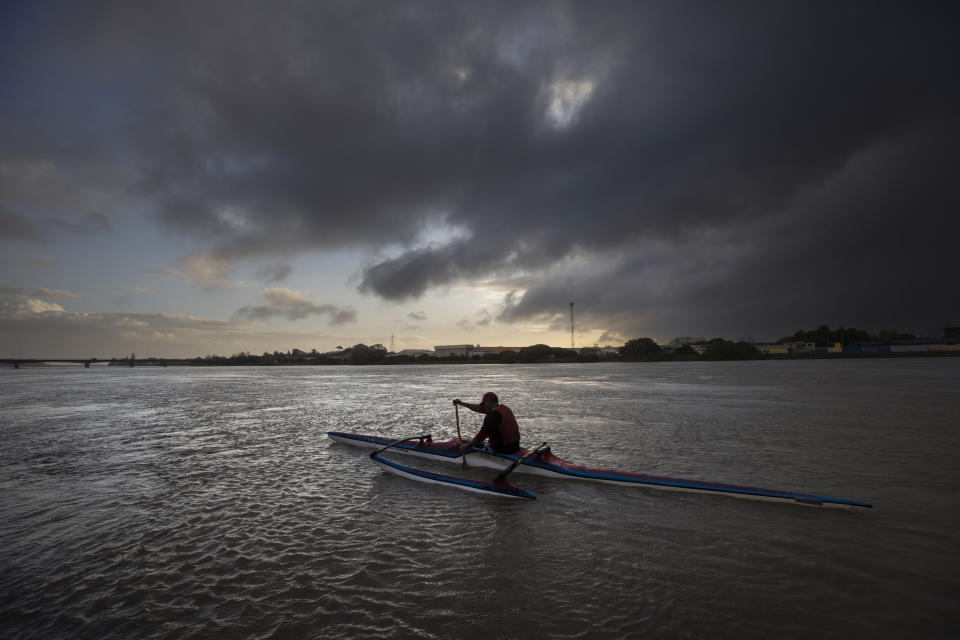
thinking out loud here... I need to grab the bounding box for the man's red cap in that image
[481,392,498,404]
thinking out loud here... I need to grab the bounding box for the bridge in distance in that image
[1,358,178,368]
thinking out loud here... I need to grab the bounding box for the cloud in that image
[25,256,59,269]
[150,251,234,289]
[256,263,292,283]
[399,310,427,331]
[495,123,960,340]
[111,286,152,306]
[545,78,595,129]
[3,2,958,339]
[596,331,627,346]
[35,287,80,300]
[0,205,44,242]
[232,288,357,325]
[456,308,493,332]
[0,295,65,314]
[53,212,112,235]
[0,308,237,358]
[0,305,369,358]
[359,239,520,301]
[0,150,130,244]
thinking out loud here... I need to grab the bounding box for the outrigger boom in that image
[330,431,873,509]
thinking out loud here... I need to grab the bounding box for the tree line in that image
[776,325,916,347]
[187,324,920,365]
[619,337,762,361]
[619,324,919,361]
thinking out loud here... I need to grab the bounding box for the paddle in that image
[455,403,467,469]
[493,442,549,482]
[370,434,432,457]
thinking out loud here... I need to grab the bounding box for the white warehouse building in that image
[434,344,476,358]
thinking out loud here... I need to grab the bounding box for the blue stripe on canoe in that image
[370,454,536,499]
[512,457,872,508]
[460,445,872,508]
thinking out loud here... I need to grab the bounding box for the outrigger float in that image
[368,435,544,500]
[330,431,874,509]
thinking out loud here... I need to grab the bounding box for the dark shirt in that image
[479,410,521,453]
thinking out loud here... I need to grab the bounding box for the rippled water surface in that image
[1,360,959,638]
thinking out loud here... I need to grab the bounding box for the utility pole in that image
[570,302,575,349]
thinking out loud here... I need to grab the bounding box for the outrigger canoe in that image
[329,431,873,509]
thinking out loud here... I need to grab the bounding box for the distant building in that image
[435,344,475,358]
[434,345,523,358]
[930,343,960,352]
[475,346,522,356]
[758,341,815,355]
[392,349,437,357]
[760,345,789,355]
[888,344,930,353]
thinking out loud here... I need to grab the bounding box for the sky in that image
[1,0,958,358]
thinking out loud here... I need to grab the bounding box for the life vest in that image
[490,404,520,448]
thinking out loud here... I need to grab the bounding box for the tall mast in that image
[570,302,575,349]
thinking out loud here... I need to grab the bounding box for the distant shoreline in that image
[4,350,959,369]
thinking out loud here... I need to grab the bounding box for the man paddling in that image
[453,392,521,454]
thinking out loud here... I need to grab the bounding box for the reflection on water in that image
[1,360,958,638]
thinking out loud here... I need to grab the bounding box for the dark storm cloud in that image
[53,212,111,236]
[3,1,958,337]
[0,285,26,295]
[359,239,522,301]
[500,122,960,339]
[0,205,45,242]
[256,264,292,283]
[232,288,357,325]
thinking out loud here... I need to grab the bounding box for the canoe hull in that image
[329,431,873,509]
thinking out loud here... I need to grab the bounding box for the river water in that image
[0,360,958,639]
